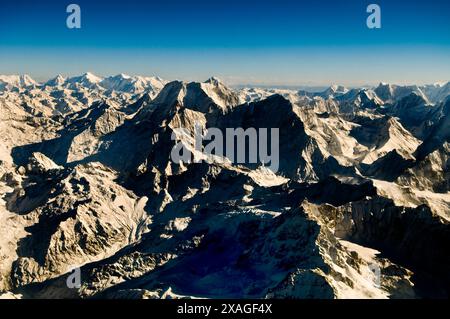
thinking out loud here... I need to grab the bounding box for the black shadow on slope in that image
[10,101,115,167]
[339,198,450,298]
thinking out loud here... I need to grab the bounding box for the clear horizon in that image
[1,70,448,90]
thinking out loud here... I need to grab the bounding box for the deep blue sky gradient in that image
[0,0,449,85]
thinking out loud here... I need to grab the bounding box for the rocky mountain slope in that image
[0,74,449,299]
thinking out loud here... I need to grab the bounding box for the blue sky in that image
[0,0,449,86]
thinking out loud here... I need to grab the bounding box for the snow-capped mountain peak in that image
[82,71,103,82]
[318,84,349,98]
[100,74,133,91]
[99,74,166,95]
[0,74,38,89]
[67,72,103,87]
[204,76,224,86]
[45,74,66,87]
[329,84,348,94]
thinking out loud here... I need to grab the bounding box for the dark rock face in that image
[335,197,450,298]
[359,150,415,181]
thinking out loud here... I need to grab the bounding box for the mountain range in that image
[0,73,449,299]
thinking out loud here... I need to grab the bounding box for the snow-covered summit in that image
[0,74,38,90]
